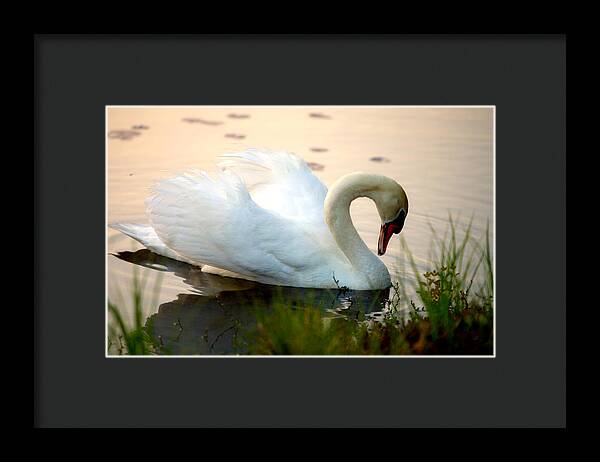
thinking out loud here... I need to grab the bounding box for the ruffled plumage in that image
[111,149,350,288]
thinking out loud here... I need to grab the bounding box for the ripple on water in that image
[369,156,391,163]
[306,162,325,171]
[108,130,141,140]
[181,117,223,126]
[309,112,331,119]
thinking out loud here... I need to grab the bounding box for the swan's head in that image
[324,172,408,256]
[372,177,409,256]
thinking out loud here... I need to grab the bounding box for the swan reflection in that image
[113,249,391,355]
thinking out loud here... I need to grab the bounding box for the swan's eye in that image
[390,209,406,234]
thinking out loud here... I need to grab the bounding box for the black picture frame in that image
[34,34,566,428]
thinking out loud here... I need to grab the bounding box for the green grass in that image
[107,268,165,355]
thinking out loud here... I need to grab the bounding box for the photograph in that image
[106,105,495,357]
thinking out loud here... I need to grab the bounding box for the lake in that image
[107,106,494,355]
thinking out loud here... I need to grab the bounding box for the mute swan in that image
[110,149,408,290]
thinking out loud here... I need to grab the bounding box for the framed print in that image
[35,34,565,428]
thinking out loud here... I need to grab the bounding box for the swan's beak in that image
[377,210,406,256]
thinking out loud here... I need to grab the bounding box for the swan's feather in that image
[217,148,328,226]
[144,162,341,286]
[108,223,198,265]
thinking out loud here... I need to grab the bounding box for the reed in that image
[107,268,164,355]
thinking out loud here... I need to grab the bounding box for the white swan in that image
[110,149,408,290]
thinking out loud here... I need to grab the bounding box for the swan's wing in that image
[217,148,328,226]
[145,168,331,284]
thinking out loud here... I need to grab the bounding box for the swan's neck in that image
[324,173,388,281]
